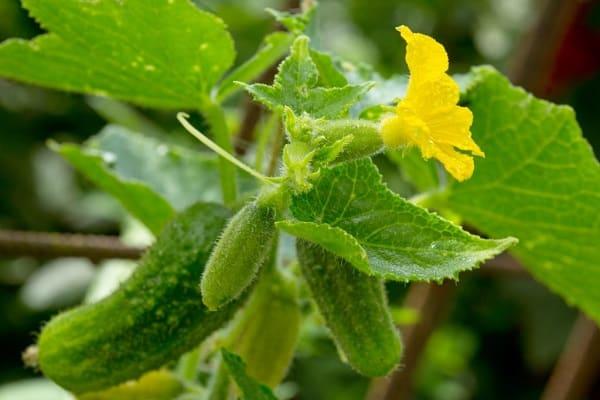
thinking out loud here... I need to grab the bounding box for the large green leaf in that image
[448,66,600,323]
[53,125,223,233]
[278,159,516,281]
[242,36,372,119]
[221,350,277,400]
[0,0,234,108]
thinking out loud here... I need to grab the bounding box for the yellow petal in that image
[383,26,484,182]
[405,74,460,114]
[427,106,484,156]
[397,25,448,85]
[430,144,475,182]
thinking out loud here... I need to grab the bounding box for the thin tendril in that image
[177,112,275,185]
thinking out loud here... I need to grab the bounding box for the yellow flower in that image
[381,25,484,181]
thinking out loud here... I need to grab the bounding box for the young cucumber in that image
[200,201,276,310]
[225,265,301,387]
[37,203,241,394]
[296,240,402,377]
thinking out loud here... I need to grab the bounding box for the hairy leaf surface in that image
[243,36,371,118]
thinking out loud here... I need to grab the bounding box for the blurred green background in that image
[1,0,599,399]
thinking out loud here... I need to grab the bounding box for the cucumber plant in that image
[0,0,598,399]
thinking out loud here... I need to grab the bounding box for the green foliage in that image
[267,3,316,34]
[0,0,234,108]
[309,49,349,88]
[78,370,184,400]
[1,0,598,397]
[200,202,277,310]
[38,203,240,393]
[225,265,301,388]
[216,31,294,103]
[296,241,402,376]
[242,36,372,118]
[52,126,222,234]
[448,66,600,324]
[343,63,408,118]
[387,147,440,193]
[221,350,277,400]
[279,159,516,281]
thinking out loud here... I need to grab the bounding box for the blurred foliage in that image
[0,0,598,398]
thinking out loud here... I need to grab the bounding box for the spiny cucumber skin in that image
[225,267,301,387]
[296,240,402,377]
[200,202,276,310]
[38,203,240,394]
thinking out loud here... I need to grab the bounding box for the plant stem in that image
[196,101,238,206]
[267,123,285,177]
[255,112,280,173]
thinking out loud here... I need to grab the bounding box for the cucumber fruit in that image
[38,203,240,394]
[200,201,276,310]
[225,266,301,387]
[296,240,402,377]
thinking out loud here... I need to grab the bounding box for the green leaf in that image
[0,0,234,108]
[216,31,294,104]
[266,3,316,34]
[87,126,223,208]
[243,36,372,118]
[276,220,370,271]
[448,66,600,323]
[309,49,348,88]
[52,125,224,233]
[343,62,407,118]
[284,159,516,281]
[221,350,277,400]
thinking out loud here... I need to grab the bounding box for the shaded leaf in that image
[221,350,277,400]
[53,125,224,233]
